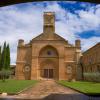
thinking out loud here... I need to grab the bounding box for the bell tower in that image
[43,12,55,34]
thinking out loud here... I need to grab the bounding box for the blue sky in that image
[0,1,100,64]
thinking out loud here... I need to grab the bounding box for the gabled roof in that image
[30,32,74,47]
[31,32,68,42]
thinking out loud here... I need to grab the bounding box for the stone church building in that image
[15,12,81,80]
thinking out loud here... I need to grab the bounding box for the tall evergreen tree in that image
[6,44,10,69]
[0,42,11,81]
[0,46,1,70]
[1,42,7,69]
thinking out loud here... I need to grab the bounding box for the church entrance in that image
[44,69,53,78]
[39,45,59,80]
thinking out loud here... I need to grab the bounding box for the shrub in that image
[83,72,100,82]
[0,69,12,82]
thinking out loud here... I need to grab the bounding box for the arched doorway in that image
[40,60,55,79]
[39,45,59,80]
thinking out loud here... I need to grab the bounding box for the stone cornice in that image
[16,61,26,64]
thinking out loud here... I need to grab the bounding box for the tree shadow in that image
[43,93,100,100]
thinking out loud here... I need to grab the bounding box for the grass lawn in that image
[0,79,38,94]
[58,81,100,95]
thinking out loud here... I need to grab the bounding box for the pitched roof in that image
[31,32,68,42]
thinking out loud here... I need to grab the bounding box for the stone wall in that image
[81,42,100,82]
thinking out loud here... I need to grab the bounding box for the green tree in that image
[0,46,1,70]
[6,44,10,69]
[0,42,11,81]
[1,42,7,69]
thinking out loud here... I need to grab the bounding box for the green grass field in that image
[58,81,100,94]
[0,80,38,94]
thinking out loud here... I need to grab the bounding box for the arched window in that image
[39,45,58,57]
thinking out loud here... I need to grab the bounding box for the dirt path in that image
[18,80,79,99]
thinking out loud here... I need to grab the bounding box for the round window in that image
[23,66,30,72]
[67,66,72,74]
[47,51,52,55]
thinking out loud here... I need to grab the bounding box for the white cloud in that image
[0,2,100,64]
[78,10,100,30]
[81,36,100,51]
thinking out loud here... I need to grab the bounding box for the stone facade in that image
[81,43,100,73]
[15,12,81,80]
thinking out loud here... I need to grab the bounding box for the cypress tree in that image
[0,46,1,70]
[0,42,10,81]
[6,44,10,69]
[1,42,7,69]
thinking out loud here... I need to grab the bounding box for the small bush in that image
[84,72,100,82]
[0,70,12,82]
